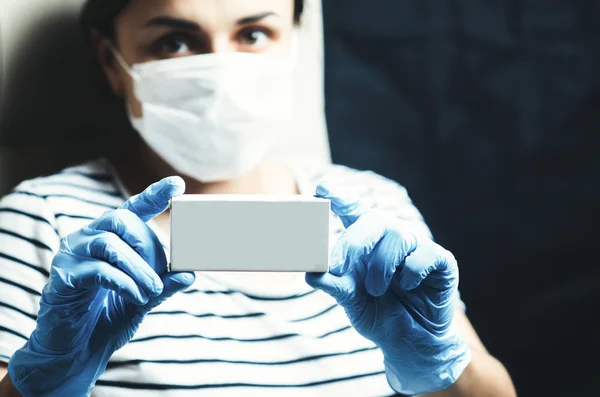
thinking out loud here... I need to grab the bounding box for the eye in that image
[152,33,195,57]
[237,27,272,51]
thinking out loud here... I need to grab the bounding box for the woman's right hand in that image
[7,177,195,397]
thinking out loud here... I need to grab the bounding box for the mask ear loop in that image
[105,41,139,81]
[105,42,144,126]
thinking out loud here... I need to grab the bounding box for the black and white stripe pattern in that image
[0,159,431,396]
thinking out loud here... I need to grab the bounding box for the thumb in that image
[120,177,186,223]
[316,183,369,229]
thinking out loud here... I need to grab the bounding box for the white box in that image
[169,195,330,272]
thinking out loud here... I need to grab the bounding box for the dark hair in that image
[82,0,305,40]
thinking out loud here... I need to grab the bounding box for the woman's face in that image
[99,0,295,117]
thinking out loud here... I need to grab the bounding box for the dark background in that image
[323,1,600,396]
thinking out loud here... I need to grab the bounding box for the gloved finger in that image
[144,272,196,312]
[398,239,458,291]
[72,231,164,297]
[160,272,195,298]
[65,258,150,305]
[305,271,363,309]
[364,227,418,297]
[329,211,388,276]
[120,176,186,223]
[91,209,167,274]
[316,183,370,229]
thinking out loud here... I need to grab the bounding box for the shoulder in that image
[303,164,416,212]
[1,159,124,237]
[309,164,410,196]
[301,164,433,238]
[10,159,120,198]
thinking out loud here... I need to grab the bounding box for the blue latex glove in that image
[307,184,471,396]
[8,177,195,397]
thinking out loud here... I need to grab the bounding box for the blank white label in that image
[170,195,330,272]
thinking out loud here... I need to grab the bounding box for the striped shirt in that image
[0,159,435,396]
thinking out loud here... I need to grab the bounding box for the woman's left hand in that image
[306,184,471,396]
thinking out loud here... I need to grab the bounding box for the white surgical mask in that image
[112,48,294,182]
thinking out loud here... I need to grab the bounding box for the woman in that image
[0,0,515,396]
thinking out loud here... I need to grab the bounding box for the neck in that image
[111,140,299,197]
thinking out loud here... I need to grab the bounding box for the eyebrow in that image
[236,12,279,25]
[144,12,278,31]
[145,17,200,31]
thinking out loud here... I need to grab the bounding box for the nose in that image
[208,34,238,54]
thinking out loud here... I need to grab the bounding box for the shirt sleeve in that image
[357,170,434,239]
[0,183,60,364]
